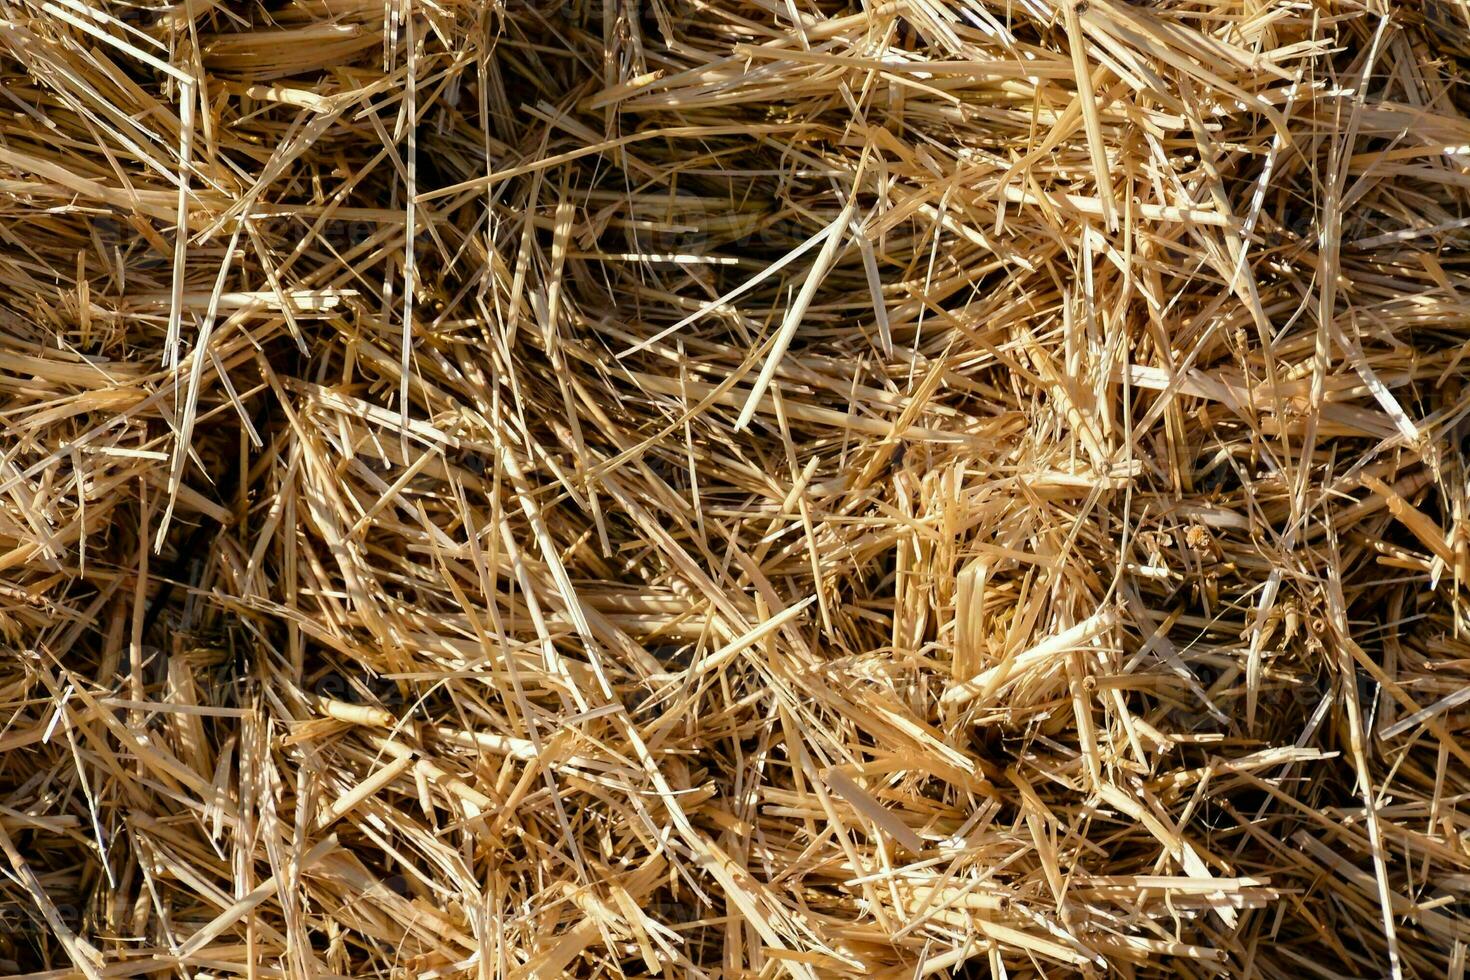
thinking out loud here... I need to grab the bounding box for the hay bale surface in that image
[1,0,1469,976]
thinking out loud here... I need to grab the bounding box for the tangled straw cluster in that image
[4,0,1470,976]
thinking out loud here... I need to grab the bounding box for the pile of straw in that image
[3,0,1470,975]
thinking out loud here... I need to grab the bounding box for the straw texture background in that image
[2,0,1470,976]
